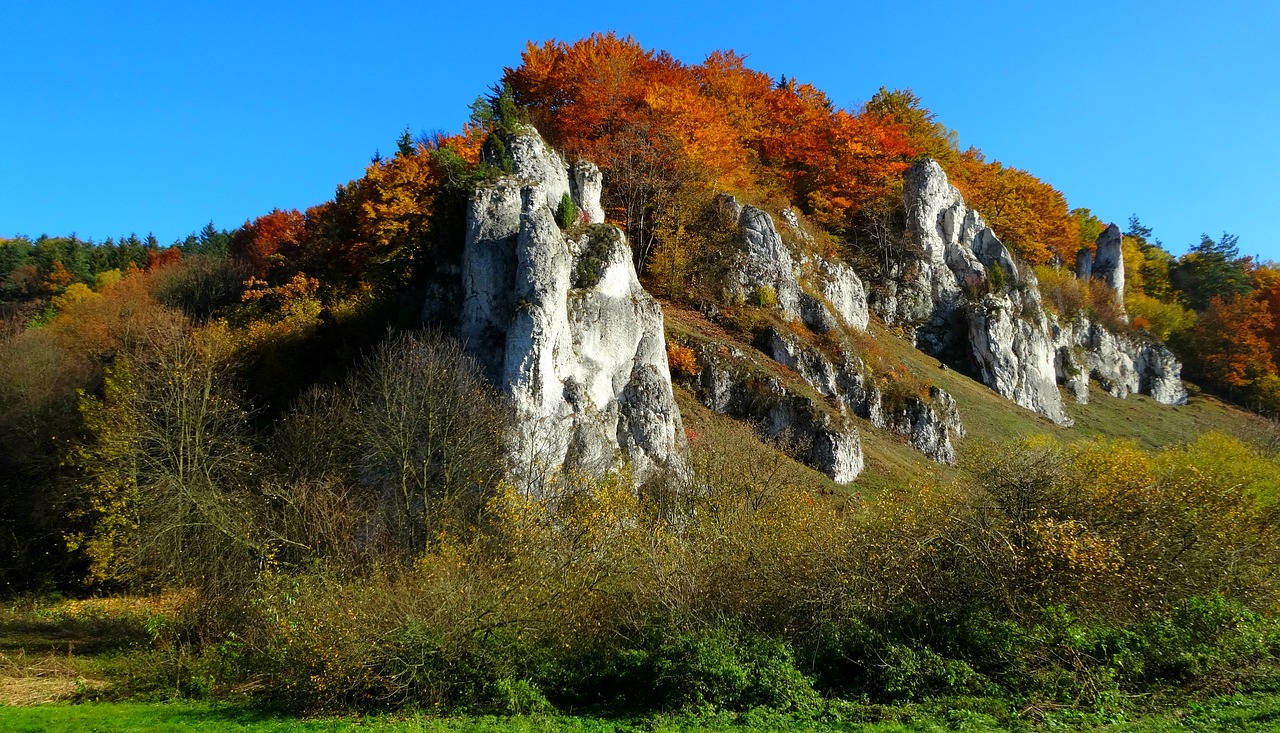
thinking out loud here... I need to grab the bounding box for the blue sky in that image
[3,0,1277,260]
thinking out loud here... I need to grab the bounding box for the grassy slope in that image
[665,303,1279,497]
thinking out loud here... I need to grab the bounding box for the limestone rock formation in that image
[692,342,864,482]
[731,203,803,316]
[569,161,605,225]
[714,202,957,464]
[1052,315,1188,406]
[893,159,1072,425]
[816,258,870,331]
[758,327,961,464]
[459,129,686,487]
[888,387,965,466]
[1091,223,1126,312]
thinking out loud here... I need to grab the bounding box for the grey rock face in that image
[726,200,870,331]
[897,159,1072,425]
[693,343,865,482]
[1136,344,1189,405]
[732,204,803,316]
[1092,223,1126,311]
[966,288,1073,426]
[817,258,870,330]
[887,387,963,465]
[1051,316,1092,404]
[1051,315,1188,406]
[759,327,960,464]
[570,161,606,225]
[1075,247,1093,282]
[459,131,685,488]
[508,131,573,212]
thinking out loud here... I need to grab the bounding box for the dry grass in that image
[0,591,192,706]
[0,649,105,706]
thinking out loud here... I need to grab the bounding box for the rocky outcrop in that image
[725,199,870,334]
[759,327,961,464]
[966,283,1073,425]
[887,387,965,465]
[459,129,686,488]
[713,201,957,464]
[1052,315,1188,405]
[892,159,1072,425]
[1091,224,1126,312]
[730,203,803,316]
[569,161,605,225]
[693,343,864,482]
[816,258,870,331]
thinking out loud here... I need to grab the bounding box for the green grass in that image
[6,693,1280,732]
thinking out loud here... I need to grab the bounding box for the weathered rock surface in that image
[570,161,605,225]
[759,327,960,464]
[887,387,965,465]
[1052,314,1188,405]
[894,159,1072,425]
[714,202,957,464]
[1091,223,1126,312]
[731,203,803,316]
[724,200,871,331]
[816,258,870,330]
[692,342,865,482]
[459,130,685,487]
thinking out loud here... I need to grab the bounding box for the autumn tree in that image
[351,330,508,552]
[231,208,308,279]
[69,319,261,590]
[1179,295,1274,399]
[863,87,959,168]
[952,150,1079,265]
[1171,232,1254,310]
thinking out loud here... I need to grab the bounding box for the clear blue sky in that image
[3,0,1277,260]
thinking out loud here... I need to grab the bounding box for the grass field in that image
[6,693,1280,732]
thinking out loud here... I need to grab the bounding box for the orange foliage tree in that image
[505,33,919,275]
[951,150,1079,266]
[231,209,308,279]
[1183,295,1275,395]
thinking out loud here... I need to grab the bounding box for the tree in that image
[231,208,308,279]
[1171,232,1254,310]
[1181,295,1274,397]
[351,330,508,553]
[863,87,959,167]
[69,319,261,589]
[952,151,1079,265]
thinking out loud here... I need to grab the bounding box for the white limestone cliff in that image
[459,129,685,489]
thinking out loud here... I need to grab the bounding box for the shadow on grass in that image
[0,615,152,656]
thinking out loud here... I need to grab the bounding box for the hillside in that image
[3,33,1280,728]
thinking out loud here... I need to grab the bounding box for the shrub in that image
[753,285,778,309]
[555,192,579,229]
[608,625,819,712]
[666,341,700,379]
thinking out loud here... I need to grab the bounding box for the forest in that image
[3,32,1280,730]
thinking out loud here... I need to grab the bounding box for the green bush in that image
[555,192,579,229]
[606,625,818,713]
[753,285,778,309]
